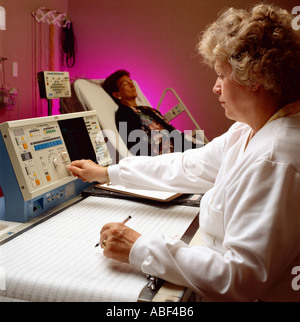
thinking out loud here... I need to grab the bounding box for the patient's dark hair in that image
[102,69,130,103]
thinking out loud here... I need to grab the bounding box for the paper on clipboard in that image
[95,183,182,202]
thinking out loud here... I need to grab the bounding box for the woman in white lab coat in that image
[68,3,300,301]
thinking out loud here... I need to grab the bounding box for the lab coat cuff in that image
[129,236,150,267]
[107,164,121,185]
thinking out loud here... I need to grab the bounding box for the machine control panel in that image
[37,71,71,99]
[0,111,111,202]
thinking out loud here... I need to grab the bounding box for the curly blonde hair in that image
[198,3,300,105]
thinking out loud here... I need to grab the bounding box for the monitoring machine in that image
[0,111,112,222]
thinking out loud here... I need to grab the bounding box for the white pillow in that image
[74,79,130,163]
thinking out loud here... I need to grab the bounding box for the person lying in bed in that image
[102,69,202,156]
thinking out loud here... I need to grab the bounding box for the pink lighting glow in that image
[65,0,216,133]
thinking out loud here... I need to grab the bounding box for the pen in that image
[121,215,132,225]
[94,215,132,248]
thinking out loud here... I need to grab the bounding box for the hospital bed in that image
[60,78,208,164]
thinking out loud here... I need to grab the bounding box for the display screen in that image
[13,128,24,137]
[58,118,96,162]
[21,152,32,161]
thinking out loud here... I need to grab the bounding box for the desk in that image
[0,196,199,302]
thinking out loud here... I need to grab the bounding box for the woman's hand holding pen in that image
[67,159,106,183]
[99,220,141,263]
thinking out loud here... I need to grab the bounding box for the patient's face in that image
[116,75,138,100]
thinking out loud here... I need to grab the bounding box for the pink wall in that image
[0,0,299,140]
[68,0,233,139]
[68,0,299,140]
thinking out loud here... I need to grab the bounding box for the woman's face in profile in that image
[116,75,138,100]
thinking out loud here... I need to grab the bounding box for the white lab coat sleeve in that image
[108,125,243,194]
[129,160,300,301]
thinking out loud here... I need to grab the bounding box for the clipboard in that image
[94,183,182,202]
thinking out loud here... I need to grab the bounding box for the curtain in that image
[31,8,66,117]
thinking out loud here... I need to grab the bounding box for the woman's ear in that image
[251,83,260,92]
[112,92,121,100]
